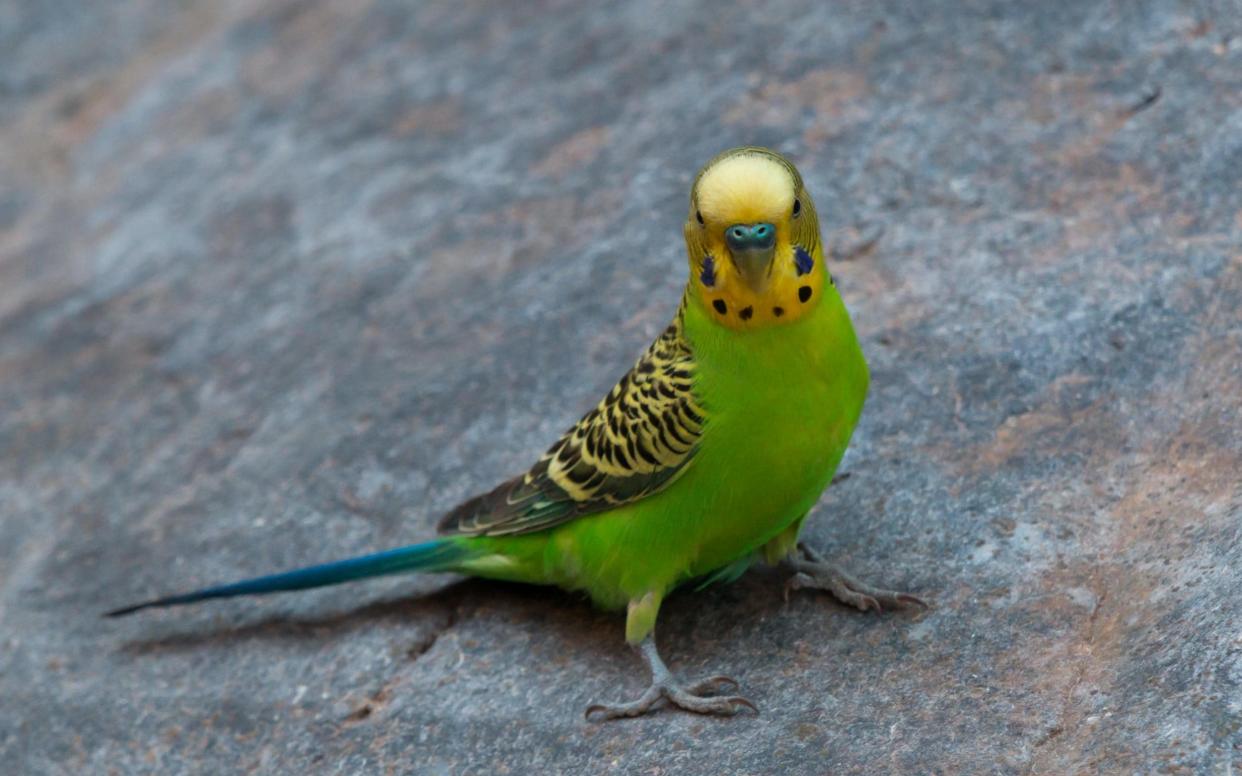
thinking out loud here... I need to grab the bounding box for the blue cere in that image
[700,255,717,287]
[794,247,814,276]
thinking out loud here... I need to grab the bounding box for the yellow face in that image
[683,147,828,330]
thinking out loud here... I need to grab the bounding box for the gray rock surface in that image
[2,1,1241,773]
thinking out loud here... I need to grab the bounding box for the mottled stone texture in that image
[1,1,1240,773]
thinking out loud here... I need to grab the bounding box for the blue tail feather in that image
[105,538,467,617]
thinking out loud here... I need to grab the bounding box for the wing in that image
[437,308,705,537]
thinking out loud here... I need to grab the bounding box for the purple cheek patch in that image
[700,255,717,287]
[794,247,814,276]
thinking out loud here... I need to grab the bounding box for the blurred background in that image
[1,1,1240,773]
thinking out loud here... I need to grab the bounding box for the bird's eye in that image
[695,210,705,226]
[792,198,802,218]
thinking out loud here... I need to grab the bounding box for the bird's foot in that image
[585,636,757,721]
[785,542,929,612]
[585,675,754,721]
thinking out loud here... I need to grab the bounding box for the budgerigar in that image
[108,147,926,719]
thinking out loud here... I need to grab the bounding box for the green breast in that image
[675,284,869,575]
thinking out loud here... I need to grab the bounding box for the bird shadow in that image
[114,576,614,658]
[113,568,790,666]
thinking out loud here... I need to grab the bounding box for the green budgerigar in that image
[108,147,926,719]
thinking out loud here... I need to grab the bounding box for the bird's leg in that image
[784,542,929,611]
[585,633,757,721]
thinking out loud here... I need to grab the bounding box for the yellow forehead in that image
[695,154,796,226]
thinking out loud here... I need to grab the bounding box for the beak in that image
[725,222,776,293]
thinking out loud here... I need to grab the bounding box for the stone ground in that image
[2,1,1241,773]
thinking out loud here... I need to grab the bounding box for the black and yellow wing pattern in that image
[438,309,705,537]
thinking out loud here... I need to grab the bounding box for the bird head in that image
[684,147,828,329]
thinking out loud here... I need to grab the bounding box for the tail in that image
[104,538,470,618]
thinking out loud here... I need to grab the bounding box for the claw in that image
[785,544,929,612]
[587,684,758,720]
[664,687,757,716]
[585,699,624,720]
[585,636,758,721]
